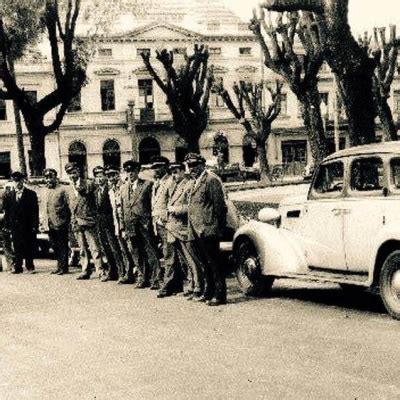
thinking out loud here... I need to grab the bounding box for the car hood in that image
[279,194,308,208]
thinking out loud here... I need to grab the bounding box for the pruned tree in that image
[261,0,377,146]
[215,80,282,182]
[250,9,328,166]
[359,26,400,142]
[0,0,88,175]
[141,44,214,153]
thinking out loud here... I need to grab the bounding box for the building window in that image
[100,80,115,111]
[68,141,87,178]
[207,22,220,31]
[209,47,222,55]
[173,47,186,55]
[25,90,37,105]
[320,92,329,107]
[280,93,288,116]
[281,140,307,165]
[98,48,112,57]
[103,139,121,168]
[239,47,252,56]
[138,79,154,109]
[0,151,11,178]
[139,137,160,165]
[211,78,225,108]
[0,99,7,120]
[137,48,151,57]
[394,90,400,113]
[67,92,82,112]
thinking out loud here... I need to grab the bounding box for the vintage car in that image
[233,142,400,320]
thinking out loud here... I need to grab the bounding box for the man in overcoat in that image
[119,160,160,287]
[3,172,39,274]
[93,165,122,282]
[65,162,104,280]
[185,153,228,306]
[43,168,71,275]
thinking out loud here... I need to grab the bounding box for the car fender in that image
[233,221,308,276]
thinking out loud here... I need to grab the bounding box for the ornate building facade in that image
[0,0,399,178]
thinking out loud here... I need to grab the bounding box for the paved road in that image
[1,260,400,400]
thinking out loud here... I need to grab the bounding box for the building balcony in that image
[139,108,155,123]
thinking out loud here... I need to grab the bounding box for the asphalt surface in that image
[1,259,400,400]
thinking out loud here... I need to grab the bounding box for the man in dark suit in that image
[157,162,199,298]
[185,153,228,306]
[93,165,123,282]
[65,162,104,280]
[120,160,160,287]
[1,181,16,272]
[3,171,39,274]
[43,168,71,275]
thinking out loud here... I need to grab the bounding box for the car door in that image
[298,159,347,270]
[342,155,386,272]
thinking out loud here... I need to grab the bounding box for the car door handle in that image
[331,208,342,216]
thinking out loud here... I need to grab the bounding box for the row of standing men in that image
[2,153,229,306]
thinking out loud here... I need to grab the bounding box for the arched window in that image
[68,141,87,177]
[242,135,257,167]
[103,139,121,168]
[175,137,188,162]
[213,132,229,164]
[139,137,160,165]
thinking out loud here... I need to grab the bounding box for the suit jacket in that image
[45,185,70,231]
[152,174,174,226]
[3,187,39,237]
[165,178,193,242]
[67,179,98,230]
[188,170,227,240]
[120,178,153,237]
[94,184,114,229]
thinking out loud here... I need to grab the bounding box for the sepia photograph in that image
[1,0,400,398]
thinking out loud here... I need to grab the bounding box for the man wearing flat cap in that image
[93,165,122,282]
[65,162,104,280]
[184,152,228,306]
[2,171,39,274]
[120,160,160,287]
[150,155,174,290]
[43,168,71,275]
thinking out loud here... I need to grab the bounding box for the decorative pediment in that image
[236,65,258,74]
[213,65,229,74]
[94,68,120,76]
[120,22,203,41]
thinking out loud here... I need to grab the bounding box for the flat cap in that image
[169,162,185,171]
[104,165,120,175]
[184,153,206,166]
[92,166,105,176]
[10,171,26,181]
[43,168,58,177]
[64,162,80,173]
[123,160,141,172]
[150,156,170,169]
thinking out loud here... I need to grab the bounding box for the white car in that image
[233,142,400,320]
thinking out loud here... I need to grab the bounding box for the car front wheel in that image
[380,250,400,320]
[235,241,274,297]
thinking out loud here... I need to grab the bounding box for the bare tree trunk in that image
[28,125,46,176]
[256,140,270,183]
[184,135,201,154]
[301,89,328,166]
[9,60,27,176]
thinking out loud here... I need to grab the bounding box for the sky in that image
[222,0,400,35]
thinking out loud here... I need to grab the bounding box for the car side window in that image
[313,161,344,195]
[350,157,383,191]
[390,158,400,188]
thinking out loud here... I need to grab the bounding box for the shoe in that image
[11,270,22,274]
[207,298,227,307]
[26,270,36,274]
[100,275,110,282]
[118,277,134,285]
[135,281,147,289]
[183,291,193,298]
[150,284,160,290]
[50,270,61,275]
[57,270,69,275]
[76,274,91,280]
[192,295,207,303]
[157,292,173,298]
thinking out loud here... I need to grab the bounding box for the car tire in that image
[235,241,274,297]
[380,250,400,320]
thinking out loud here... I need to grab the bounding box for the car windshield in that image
[390,158,400,188]
[313,161,344,194]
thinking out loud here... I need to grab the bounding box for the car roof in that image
[323,142,400,163]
